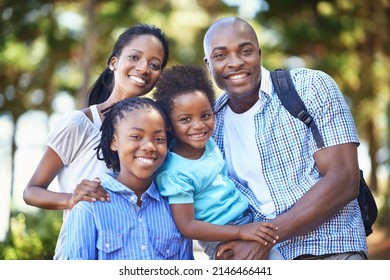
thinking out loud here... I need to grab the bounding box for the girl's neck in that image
[115,173,151,205]
[172,142,205,160]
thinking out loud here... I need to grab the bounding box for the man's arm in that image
[217,142,359,259]
[273,142,359,241]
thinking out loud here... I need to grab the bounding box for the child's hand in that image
[238,222,279,245]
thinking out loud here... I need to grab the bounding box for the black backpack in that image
[270,68,378,237]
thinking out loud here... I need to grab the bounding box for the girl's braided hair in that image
[95,96,168,172]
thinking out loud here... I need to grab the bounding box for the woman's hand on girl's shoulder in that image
[68,178,110,209]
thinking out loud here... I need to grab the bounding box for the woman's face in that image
[110,34,165,98]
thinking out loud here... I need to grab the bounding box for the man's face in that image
[204,20,262,100]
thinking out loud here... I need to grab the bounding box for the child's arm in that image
[171,204,279,245]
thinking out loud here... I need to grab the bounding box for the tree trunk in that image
[76,0,99,109]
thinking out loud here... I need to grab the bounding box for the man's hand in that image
[216,240,271,260]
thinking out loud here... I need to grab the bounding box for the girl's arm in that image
[23,147,109,210]
[170,203,278,244]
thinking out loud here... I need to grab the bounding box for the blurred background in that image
[0,0,389,260]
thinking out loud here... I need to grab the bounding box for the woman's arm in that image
[170,203,278,244]
[23,147,109,210]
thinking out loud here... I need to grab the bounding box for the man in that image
[203,16,368,260]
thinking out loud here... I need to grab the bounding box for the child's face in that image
[170,91,214,151]
[110,108,167,185]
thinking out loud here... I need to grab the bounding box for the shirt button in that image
[222,176,228,181]
[105,243,110,248]
[141,245,146,250]
[138,217,142,223]
[131,195,137,201]
[166,249,170,254]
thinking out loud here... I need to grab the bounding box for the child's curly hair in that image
[153,65,216,123]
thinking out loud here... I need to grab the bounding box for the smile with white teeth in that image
[136,157,155,164]
[130,75,146,84]
[228,73,247,80]
[189,132,207,139]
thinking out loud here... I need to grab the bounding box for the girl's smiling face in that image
[169,91,214,159]
[110,107,167,189]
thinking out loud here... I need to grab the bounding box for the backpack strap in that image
[270,69,325,149]
[271,69,377,236]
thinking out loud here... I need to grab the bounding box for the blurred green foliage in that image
[0,210,61,260]
[1,0,389,259]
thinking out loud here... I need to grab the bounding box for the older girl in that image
[64,97,193,260]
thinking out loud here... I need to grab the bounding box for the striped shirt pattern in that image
[64,172,194,260]
[213,67,368,259]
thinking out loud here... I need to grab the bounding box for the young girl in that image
[23,24,170,259]
[64,97,194,260]
[153,65,283,260]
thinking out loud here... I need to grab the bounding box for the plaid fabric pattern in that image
[213,67,368,259]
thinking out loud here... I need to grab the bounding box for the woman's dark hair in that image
[87,24,169,106]
[153,65,216,124]
[96,96,168,173]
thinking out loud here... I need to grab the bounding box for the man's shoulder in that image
[213,93,229,113]
[289,67,332,83]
